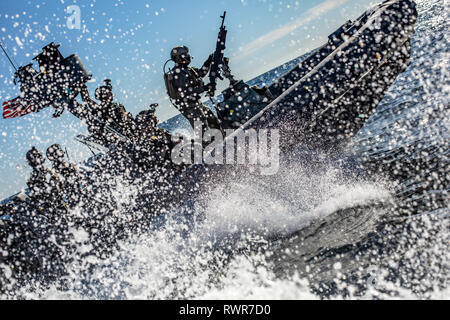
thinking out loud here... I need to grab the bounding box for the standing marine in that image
[164,46,222,133]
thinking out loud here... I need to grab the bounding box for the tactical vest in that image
[164,67,203,100]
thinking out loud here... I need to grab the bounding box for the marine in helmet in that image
[25,147,65,212]
[164,46,222,133]
[80,80,134,143]
[131,108,174,169]
[46,144,82,207]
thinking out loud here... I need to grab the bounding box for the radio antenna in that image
[0,40,18,72]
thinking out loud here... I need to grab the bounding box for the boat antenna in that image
[0,40,18,72]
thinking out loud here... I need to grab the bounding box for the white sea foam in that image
[29,159,392,300]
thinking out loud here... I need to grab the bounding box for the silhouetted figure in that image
[80,80,134,143]
[131,109,173,169]
[46,144,82,207]
[164,46,222,133]
[26,147,65,213]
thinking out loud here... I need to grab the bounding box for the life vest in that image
[164,66,203,100]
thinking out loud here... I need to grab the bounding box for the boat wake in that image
[11,154,390,300]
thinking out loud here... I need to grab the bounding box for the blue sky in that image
[0,0,376,199]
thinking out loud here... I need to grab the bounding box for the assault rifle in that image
[207,11,228,97]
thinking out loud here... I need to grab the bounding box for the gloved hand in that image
[203,82,215,94]
[52,105,65,118]
[206,54,214,65]
[200,54,214,75]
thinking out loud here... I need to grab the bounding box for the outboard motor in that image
[216,80,273,130]
[13,42,91,117]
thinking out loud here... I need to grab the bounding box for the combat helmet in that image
[46,144,65,163]
[95,79,113,101]
[26,147,45,168]
[171,46,191,65]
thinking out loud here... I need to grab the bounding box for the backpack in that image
[164,69,182,100]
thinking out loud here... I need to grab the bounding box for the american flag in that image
[2,97,34,119]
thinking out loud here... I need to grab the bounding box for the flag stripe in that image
[2,97,34,119]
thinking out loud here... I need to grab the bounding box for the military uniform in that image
[166,48,222,133]
[52,161,82,207]
[80,84,134,144]
[132,111,174,169]
[27,167,65,212]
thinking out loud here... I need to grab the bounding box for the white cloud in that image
[233,0,350,62]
